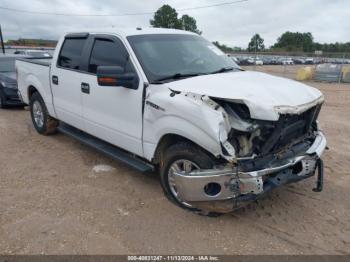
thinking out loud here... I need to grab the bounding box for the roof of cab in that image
[64,27,197,38]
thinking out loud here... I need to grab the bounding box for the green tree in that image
[248,34,265,52]
[150,5,201,34]
[320,42,350,53]
[273,31,314,52]
[179,14,201,34]
[150,5,181,29]
[213,41,234,53]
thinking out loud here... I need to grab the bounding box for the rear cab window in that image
[57,38,86,70]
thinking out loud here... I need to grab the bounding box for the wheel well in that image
[28,85,38,100]
[152,134,219,165]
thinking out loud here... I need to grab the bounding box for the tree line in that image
[150,5,350,54]
[6,38,57,47]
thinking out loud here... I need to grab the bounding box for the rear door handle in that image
[52,75,58,85]
[81,82,90,94]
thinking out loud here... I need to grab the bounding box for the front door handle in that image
[52,75,59,85]
[81,82,90,94]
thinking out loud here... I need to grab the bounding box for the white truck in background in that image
[16,28,326,215]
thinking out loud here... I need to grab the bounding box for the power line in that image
[179,0,248,11]
[0,0,248,17]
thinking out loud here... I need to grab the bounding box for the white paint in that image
[165,71,324,121]
[92,164,116,173]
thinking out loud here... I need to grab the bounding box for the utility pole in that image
[0,25,5,54]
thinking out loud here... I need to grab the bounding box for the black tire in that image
[29,92,59,135]
[0,90,7,109]
[159,142,221,216]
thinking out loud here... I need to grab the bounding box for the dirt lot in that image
[0,66,349,255]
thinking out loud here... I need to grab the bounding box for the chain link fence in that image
[228,52,350,84]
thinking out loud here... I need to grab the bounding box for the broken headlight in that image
[212,98,264,157]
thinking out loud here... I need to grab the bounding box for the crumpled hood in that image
[164,71,324,121]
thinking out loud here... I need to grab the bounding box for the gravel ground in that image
[0,67,349,255]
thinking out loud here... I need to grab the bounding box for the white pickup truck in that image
[16,28,327,215]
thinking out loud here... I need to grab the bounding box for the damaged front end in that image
[172,96,326,213]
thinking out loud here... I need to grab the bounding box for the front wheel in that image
[159,142,221,216]
[29,92,58,135]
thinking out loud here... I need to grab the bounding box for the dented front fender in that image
[143,85,235,162]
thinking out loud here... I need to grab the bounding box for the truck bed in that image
[16,57,55,115]
[16,57,52,67]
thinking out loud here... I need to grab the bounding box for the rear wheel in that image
[29,92,58,135]
[159,142,221,216]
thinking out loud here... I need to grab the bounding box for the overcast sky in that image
[0,0,349,48]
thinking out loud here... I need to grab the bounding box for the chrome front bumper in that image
[173,132,327,203]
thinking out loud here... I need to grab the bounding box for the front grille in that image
[260,104,321,154]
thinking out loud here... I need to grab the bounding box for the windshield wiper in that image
[153,73,201,83]
[209,67,235,75]
[152,67,237,84]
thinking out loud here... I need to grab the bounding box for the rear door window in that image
[57,38,86,70]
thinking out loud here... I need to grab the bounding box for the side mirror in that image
[96,66,138,89]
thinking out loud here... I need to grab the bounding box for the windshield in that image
[0,58,15,72]
[127,34,240,83]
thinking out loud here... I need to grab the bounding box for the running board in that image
[57,124,154,173]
